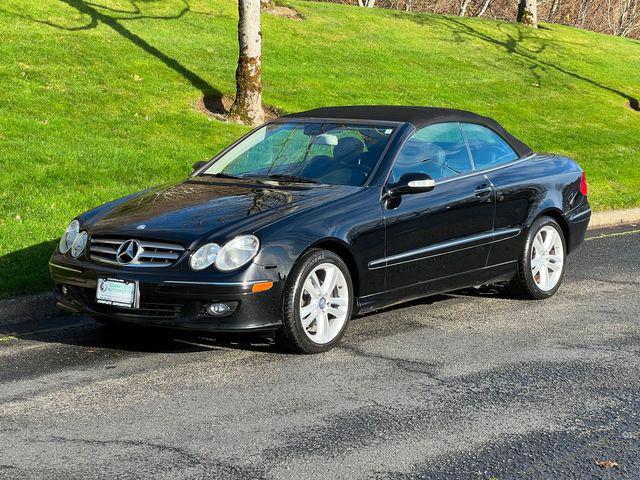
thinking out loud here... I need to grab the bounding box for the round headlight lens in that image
[190,243,221,271]
[70,231,88,258]
[59,220,80,254]
[215,235,260,272]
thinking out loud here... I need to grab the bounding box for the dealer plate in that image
[96,278,139,308]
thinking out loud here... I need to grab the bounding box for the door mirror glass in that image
[191,160,208,174]
[388,173,435,197]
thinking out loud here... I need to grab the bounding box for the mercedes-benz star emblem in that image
[116,239,141,264]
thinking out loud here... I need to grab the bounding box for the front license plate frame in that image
[96,278,139,309]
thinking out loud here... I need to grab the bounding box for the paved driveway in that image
[1,226,638,479]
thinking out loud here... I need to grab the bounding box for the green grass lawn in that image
[0,0,639,298]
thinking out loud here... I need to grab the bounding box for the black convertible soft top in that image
[285,105,533,158]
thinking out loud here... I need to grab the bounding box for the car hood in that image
[85,178,356,247]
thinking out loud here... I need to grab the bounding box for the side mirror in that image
[191,160,208,175]
[387,173,435,198]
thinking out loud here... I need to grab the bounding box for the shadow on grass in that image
[0,240,57,299]
[6,0,230,113]
[396,11,640,111]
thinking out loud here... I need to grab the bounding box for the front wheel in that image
[276,249,353,354]
[509,216,566,300]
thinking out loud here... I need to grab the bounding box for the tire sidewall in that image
[523,217,567,299]
[284,249,354,353]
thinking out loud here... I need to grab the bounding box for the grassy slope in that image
[0,0,638,298]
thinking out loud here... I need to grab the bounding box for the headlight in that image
[70,231,88,258]
[59,220,80,254]
[215,235,260,271]
[190,243,221,271]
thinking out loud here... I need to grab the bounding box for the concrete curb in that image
[588,207,640,229]
[1,208,639,329]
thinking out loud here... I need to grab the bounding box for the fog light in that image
[206,302,237,317]
[61,285,69,296]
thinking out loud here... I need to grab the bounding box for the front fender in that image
[253,187,385,296]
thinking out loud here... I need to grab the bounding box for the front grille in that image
[89,237,185,267]
[78,287,186,319]
[93,299,186,319]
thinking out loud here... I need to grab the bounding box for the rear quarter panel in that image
[485,154,586,265]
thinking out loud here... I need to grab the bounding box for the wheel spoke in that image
[547,260,562,272]
[538,263,549,289]
[301,310,316,329]
[531,257,543,275]
[322,266,338,296]
[543,228,556,251]
[303,279,319,300]
[533,235,545,256]
[309,272,322,295]
[300,303,316,320]
[315,310,328,341]
[328,296,347,307]
[547,254,563,264]
[326,306,345,319]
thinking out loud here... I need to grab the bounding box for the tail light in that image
[579,171,588,196]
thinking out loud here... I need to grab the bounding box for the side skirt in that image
[355,261,517,315]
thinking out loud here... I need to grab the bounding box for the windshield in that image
[202,122,395,186]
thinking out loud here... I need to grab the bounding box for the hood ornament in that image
[116,239,141,264]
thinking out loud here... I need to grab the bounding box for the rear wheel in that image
[276,249,353,354]
[509,216,566,300]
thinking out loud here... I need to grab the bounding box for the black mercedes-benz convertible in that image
[50,106,591,353]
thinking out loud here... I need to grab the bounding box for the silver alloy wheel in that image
[299,263,349,344]
[531,225,564,291]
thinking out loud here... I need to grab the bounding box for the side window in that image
[390,123,473,182]
[460,123,518,170]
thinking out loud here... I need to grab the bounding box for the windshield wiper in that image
[209,172,244,179]
[251,174,320,184]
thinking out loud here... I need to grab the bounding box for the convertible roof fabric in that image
[285,106,533,157]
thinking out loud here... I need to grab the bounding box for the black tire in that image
[275,249,354,354]
[509,216,567,300]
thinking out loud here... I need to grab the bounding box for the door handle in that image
[474,185,493,197]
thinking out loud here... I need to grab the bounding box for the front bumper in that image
[49,253,285,333]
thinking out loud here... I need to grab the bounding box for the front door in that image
[379,122,495,292]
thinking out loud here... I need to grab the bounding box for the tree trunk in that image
[575,0,591,27]
[548,0,560,20]
[517,0,538,27]
[230,0,265,126]
[478,0,492,16]
[459,0,472,16]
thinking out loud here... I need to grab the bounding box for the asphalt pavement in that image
[1,226,639,479]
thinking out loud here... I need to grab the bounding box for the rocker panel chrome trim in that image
[368,227,521,270]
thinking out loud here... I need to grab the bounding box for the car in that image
[50,106,592,353]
